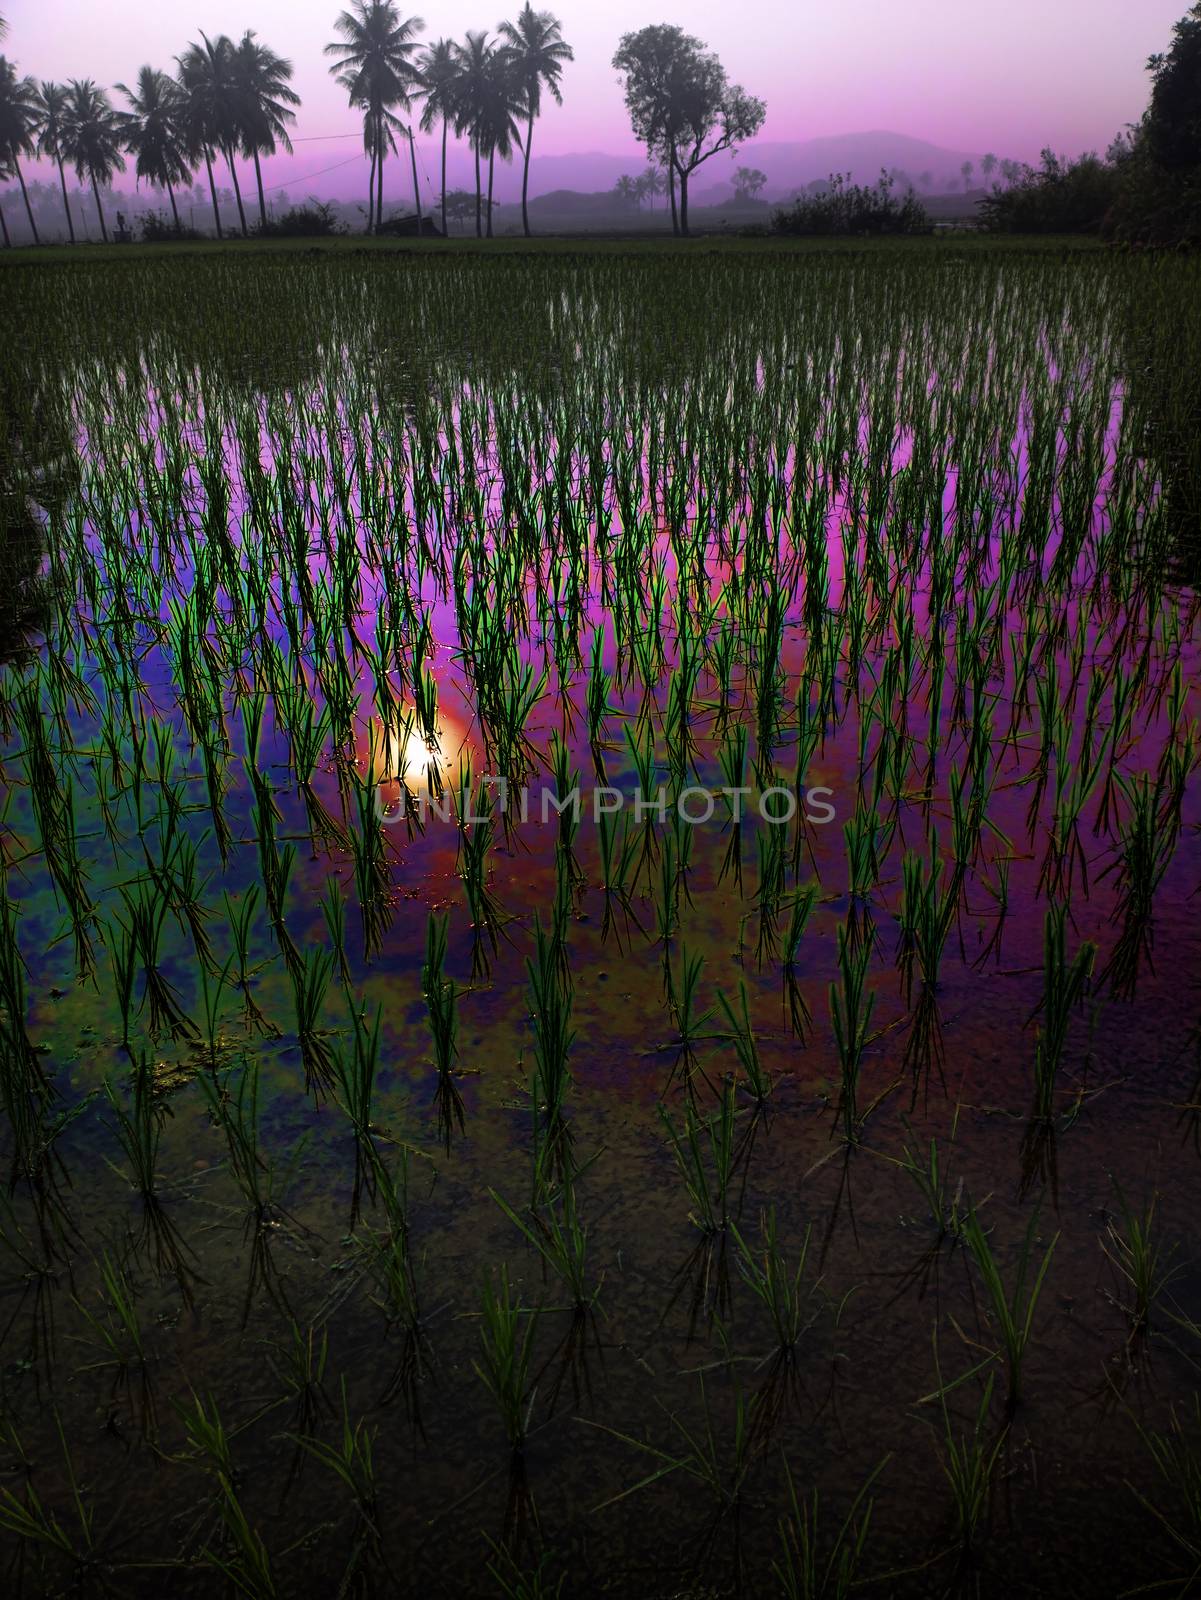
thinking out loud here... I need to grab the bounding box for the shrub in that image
[138,209,203,243]
[978,150,1121,235]
[255,201,346,239]
[770,171,930,238]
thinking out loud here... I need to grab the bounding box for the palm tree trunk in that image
[474,142,482,238]
[253,149,267,230]
[376,111,384,231]
[486,149,495,238]
[224,147,248,235]
[56,158,75,243]
[521,108,534,237]
[14,164,40,246]
[367,142,377,232]
[408,128,422,228]
[0,204,10,249]
[90,172,108,243]
[204,148,223,239]
[168,184,180,229]
[440,118,448,238]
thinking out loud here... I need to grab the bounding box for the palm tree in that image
[59,80,126,243]
[178,34,248,235]
[419,38,461,237]
[476,49,525,238]
[231,32,300,229]
[35,83,75,242]
[453,32,492,238]
[0,154,12,247]
[117,67,192,229]
[639,163,665,210]
[0,57,41,243]
[326,2,424,234]
[497,5,571,237]
[454,32,523,238]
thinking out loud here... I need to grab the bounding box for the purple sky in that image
[2,0,1187,192]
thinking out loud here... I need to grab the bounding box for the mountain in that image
[680,131,991,202]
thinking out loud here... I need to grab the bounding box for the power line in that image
[264,153,364,193]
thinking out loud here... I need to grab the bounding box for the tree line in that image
[0,6,777,243]
[0,2,573,244]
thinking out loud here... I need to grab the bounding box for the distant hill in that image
[517,131,992,205]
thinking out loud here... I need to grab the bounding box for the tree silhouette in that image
[117,67,193,228]
[231,32,300,229]
[419,38,461,237]
[498,5,572,238]
[1147,2,1201,172]
[326,1,424,234]
[178,34,248,234]
[35,82,75,241]
[733,164,766,201]
[60,79,126,242]
[613,173,639,208]
[454,31,523,238]
[613,26,765,236]
[0,57,41,243]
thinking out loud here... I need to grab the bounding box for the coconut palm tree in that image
[117,67,193,229]
[175,51,224,236]
[178,34,247,235]
[326,2,424,234]
[474,47,524,238]
[59,80,126,243]
[453,31,492,237]
[0,57,41,243]
[419,38,461,237]
[0,153,12,247]
[34,83,76,242]
[454,32,522,238]
[231,32,300,229]
[497,5,572,237]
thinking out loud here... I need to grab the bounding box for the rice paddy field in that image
[0,239,1200,1598]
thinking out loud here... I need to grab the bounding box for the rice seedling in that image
[0,1414,120,1594]
[1029,903,1096,1127]
[423,909,464,1149]
[896,848,953,1098]
[718,980,774,1109]
[828,922,876,1145]
[175,1390,278,1599]
[222,886,279,1038]
[961,1207,1058,1413]
[294,1379,388,1590]
[928,1348,1007,1570]
[772,1455,889,1600]
[659,1077,740,1237]
[526,915,575,1197]
[1128,1397,1201,1598]
[199,1059,306,1320]
[333,1002,383,1221]
[781,884,817,1040]
[1100,1183,1180,1360]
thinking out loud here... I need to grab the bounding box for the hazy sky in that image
[2,0,1188,183]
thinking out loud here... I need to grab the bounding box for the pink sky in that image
[2,0,1187,188]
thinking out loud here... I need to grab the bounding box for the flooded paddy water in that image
[0,242,1200,1597]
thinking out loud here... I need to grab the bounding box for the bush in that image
[139,209,203,243]
[771,172,930,238]
[254,201,346,239]
[978,150,1121,234]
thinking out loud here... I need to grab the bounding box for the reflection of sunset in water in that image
[361,703,472,806]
